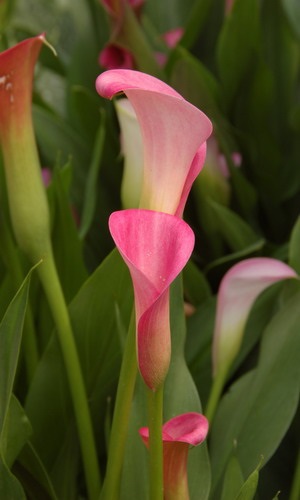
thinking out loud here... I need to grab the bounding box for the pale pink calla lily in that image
[212,258,297,378]
[96,69,212,216]
[140,412,209,499]
[109,209,195,390]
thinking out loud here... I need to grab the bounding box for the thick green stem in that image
[38,251,101,500]
[205,366,228,424]
[148,385,164,500]
[101,311,137,500]
[289,447,300,500]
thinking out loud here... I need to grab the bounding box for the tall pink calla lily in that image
[109,209,195,390]
[0,34,52,263]
[96,69,212,216]
[212,257,297,379]
[139,412,209,499]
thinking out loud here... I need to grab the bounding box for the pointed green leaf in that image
[79,110,106,239]
[234,466,259,500]
[207,200,263,252]
[221,455,244,500]
[217,0,260,108]
[0,266,36,497]
[0,459,25,500]
[0,268,32,433]
[17,442,58,500]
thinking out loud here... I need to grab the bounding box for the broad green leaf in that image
[221,455,244,500]
[121,276,211,500]
[0,267,35,497]
[210,286,300,493]
[207,200,263,252]
[185,297,215,407]
[289,216,300,274]
[25,249,132,498]
[217,0,260,108]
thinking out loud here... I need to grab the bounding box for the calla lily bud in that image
[0,35,52,263]
[114,98,143,207]
[109,209,195,390]
[212,258,297,379]
[140,412,209,499]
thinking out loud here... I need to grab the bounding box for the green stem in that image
[205,366,228,423]
[148,385,164,500]
[38,251,101,500]
[101,311,137,500]
[289,447,300,500]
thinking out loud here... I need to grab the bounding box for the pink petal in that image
[213,258,297,377]
[96,68,181,99]
[139,412,209,447]
[109,209,195,389]
[96,69,212,214]
[175,143,206,218]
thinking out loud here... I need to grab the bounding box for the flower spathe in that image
[139,412,209,499]
[212,257,297,378]
[0,34,52,263]
[96,69,212,215]
[114,97,143,207]
[109,209,195,390]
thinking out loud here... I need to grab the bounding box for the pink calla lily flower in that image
[0,34,52,263]
[212,257,297,378]
[109,209,195,390]
[140,412,209,499]
[96,69,212,216]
